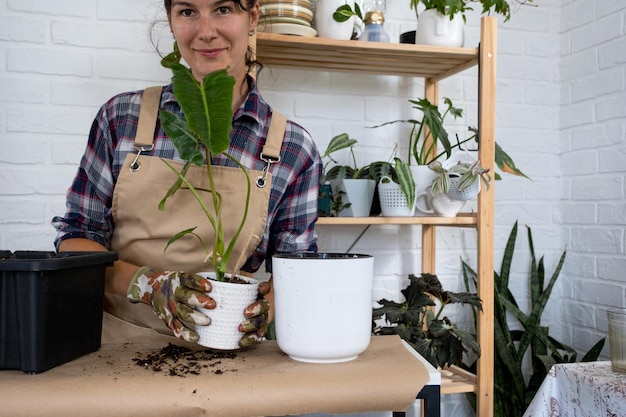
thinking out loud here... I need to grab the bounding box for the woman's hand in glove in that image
[127,266,216,342]
[238,281,271,348]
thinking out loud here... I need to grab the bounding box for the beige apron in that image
[103,86,285,343]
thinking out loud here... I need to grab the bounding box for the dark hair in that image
[156,0,260,74]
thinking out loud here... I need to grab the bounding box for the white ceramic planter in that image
[415,9,464,47]
[195,273,259,350]
[315,0,355,40]
[272,253,374,363]
[447,175,480,201]
[328,178,376,217]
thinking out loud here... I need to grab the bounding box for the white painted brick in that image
[561,202,596,224]
[95,52,170,82]
[0,134,50,164]
[598,36,626,69]
[559,49,597,81]
[599,257,626,282]
[570,14,623,53]
[573,278,624,305]
[0,16,46,43]
[571,227,623,254]
[7,0,93,17]
[51,20,135,50]
[571,69,623,103]
[7,107,94,135]
[598,203,626,226]
[0,76,47,104]
[572,122,624,150]
[560,101,595,129]
[0,199,45,224]
[599,147,626,173]
[596,95,626,122]
[97,0,162,23]
[7,47,92,77]
[560,0,595,32]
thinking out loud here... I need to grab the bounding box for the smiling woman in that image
[166,0,260,110]
[52,0,322,350]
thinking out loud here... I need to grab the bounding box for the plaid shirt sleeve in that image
[52,91,143,249]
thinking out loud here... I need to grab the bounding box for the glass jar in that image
[359,10,389,42]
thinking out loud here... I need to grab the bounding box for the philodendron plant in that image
[157,44,251,282]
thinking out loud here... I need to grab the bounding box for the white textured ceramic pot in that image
[315,0,355,40]
[415,9,464,47]
[272,253,374,363]
[328,178,376,217]
[195,272,259,350]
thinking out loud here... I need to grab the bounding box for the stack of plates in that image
[258,0,317,37]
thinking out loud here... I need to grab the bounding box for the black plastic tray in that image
[0,251,117,373]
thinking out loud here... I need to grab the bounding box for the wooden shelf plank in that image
[315,213,477,226]
[255,33,478,79]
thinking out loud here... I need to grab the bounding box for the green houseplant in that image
[158,45,250,283]
[373,272,482,369]
[319,133,378,217]
[409,0,534,22]
[462,222,605,416]
[429,159,492,200]
[156,45,260,350]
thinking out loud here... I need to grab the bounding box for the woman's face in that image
[168,0,258,83]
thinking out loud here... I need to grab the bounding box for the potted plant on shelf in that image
[319,133,377,217]
[373,272,482,369]
[408,0,535,46]
[429,159,492,201]
[157,45,259,350]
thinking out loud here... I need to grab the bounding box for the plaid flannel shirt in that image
[53,77,320,273]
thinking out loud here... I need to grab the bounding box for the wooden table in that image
[0,336,440,417]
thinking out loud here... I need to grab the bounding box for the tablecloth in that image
[523,361,626,417]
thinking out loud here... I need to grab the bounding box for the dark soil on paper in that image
[132,343,239,377]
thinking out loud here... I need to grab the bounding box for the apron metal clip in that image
[129,145,154,172]
[256,153,280,188]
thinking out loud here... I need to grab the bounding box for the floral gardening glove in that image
[238,281,271,348]
[127,266,216,343]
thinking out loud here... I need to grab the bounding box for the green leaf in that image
[168,62,234,155]
[393,157,415,207]
[159,111,204,165]
[323,133,358,158]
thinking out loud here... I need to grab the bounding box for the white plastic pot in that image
[272,253,374,363]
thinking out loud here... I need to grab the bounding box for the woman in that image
[52,0,321,347]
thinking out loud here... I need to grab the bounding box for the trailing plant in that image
[428,159,491,196]
[461,222,606,416]
[373,273,482,369]
[157,44,251,282]
[409,0,535,22]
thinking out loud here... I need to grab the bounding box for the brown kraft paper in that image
[0,336,429,417]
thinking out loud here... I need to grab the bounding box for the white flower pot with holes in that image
[195,273,259,350]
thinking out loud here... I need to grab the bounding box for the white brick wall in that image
[0,0,624,415]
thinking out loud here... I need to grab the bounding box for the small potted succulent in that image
[157,44,259,350]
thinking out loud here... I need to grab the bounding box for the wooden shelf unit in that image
[255,18,496,417]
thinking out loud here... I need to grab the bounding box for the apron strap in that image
[135,86,163,148]
[134,86,286,162]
